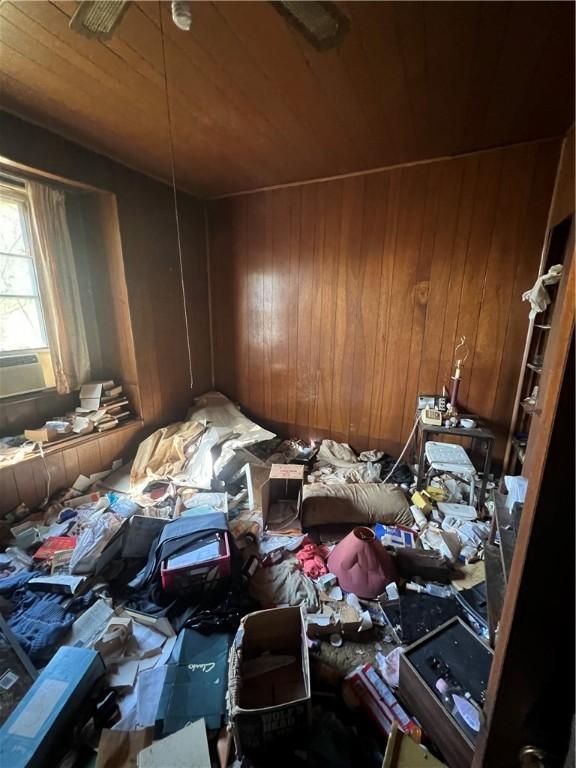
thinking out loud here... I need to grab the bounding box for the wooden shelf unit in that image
[503,216,572,475]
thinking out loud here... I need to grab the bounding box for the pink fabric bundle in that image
[296,542,329,579]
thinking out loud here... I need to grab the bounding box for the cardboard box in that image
[0,647,105,768]
[306,603,363,639]
[228,606,311,755]
[261,464,305,535]
[23,428,58,443]
[345,663,421,742]
[375,524,417,549]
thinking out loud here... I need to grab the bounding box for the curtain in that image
[27,181,91,393]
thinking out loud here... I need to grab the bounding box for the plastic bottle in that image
[405,581,452,598]
[435,678,484,740]
[424,583,452,598]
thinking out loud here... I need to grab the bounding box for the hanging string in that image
[38,442,52,506]
[159,2,194,390]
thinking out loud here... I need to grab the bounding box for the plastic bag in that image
[419,524,461,562]
[70,512,123,574]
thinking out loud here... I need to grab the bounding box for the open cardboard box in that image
[306,602,363,638]
[260,464,305,535]
[228,606,311,755]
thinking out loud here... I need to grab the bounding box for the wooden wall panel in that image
[0,112,212,435]
[209,140,560,460]
[0,421,142,514]
[550,125,575,228]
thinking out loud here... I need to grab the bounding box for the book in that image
[103,399,129,411]
[28,574,86,596]
[80,398,101,411]
[101,397,129,408]
[104,385,123,397]
[51,549,74,575]
[24,428,59,443]
[97,420,119,432]
[79,380,117,411]
[33,536,77,561]
[90,409,110,424]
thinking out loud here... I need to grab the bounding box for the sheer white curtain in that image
[27,181,90,393]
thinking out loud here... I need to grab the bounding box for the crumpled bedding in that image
[171,426,233,489]
[131,392,276,491]
[130,392,275,490]
[186,391,275,476]
[249,555,319,612]
[130,421,206,488]
[308,463,381,484]
[312,440,414,486]
[315,439,358,468]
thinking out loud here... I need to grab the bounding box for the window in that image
[0,192,48,353]
[0,184,56,398]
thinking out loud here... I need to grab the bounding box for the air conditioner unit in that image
[0,353,46,398]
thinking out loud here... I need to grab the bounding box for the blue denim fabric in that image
[0,570,93,662]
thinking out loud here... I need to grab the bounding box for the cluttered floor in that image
[0,390,514,768]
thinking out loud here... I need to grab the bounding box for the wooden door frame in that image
[473,222,574,766]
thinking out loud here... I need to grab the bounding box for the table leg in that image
[416,429,426,490]
[479,439,493,508]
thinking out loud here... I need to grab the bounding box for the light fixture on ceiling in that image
[271,1,350,51]
[171,1,192,31]
[69,1,130,41]
[69,0,192,40]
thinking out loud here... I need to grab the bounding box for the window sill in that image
[0,418,144,473]
[0,387,57,406]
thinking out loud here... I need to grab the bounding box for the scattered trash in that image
[0,391,498,766]
[345,663,421,740]
[375,646,404,688]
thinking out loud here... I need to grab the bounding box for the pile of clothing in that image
[308,440,414,486]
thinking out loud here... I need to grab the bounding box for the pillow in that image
[302,483,413,527]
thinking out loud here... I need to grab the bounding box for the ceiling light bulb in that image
[171,1,192,31]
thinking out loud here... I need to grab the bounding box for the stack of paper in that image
[77,380,133,432]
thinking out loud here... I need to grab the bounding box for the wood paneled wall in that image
[0,112,212,511]
[550,125,575,228]
[0,420,142,515]
[209,140,560,460]
[0,111,212,432]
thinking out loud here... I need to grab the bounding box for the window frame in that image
[0,185,51,355]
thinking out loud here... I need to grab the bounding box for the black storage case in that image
[399,617,493,768]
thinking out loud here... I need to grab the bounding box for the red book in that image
[33,536,77,561]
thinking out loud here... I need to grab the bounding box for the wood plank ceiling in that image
[0,1,574,197]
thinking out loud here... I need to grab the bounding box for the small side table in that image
[415,417,495,509]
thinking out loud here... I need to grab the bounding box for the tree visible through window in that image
[0,193,49,353]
